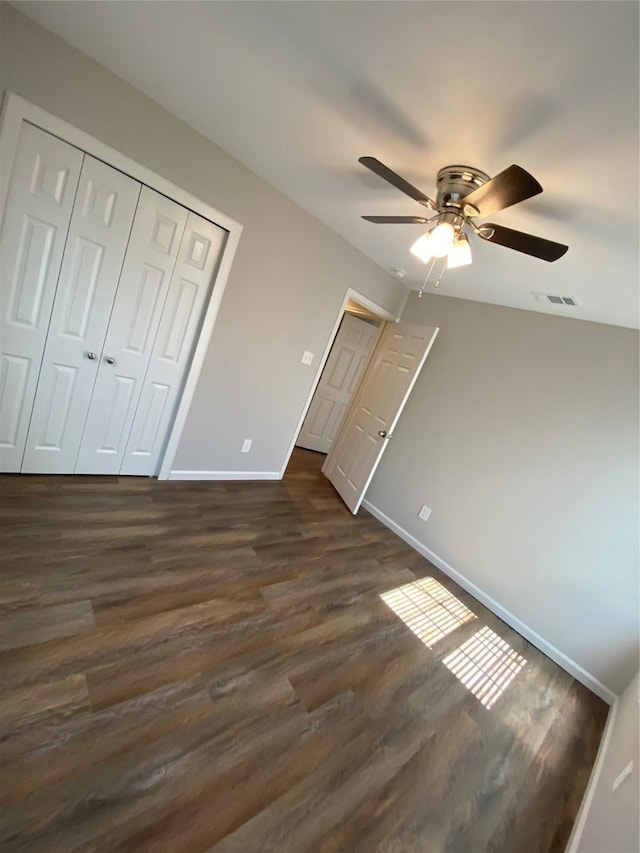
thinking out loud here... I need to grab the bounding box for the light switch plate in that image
[301,351,314,366]
[418,505,431,522]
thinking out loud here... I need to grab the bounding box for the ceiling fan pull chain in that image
[418,256,437,297]
[433,256,448,289]
[417,256,448,296]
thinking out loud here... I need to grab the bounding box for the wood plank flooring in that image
[0,448,607,852]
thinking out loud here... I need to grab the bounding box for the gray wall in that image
[0,4,406,475]
[575,670,639,853]
[366,293,639,695]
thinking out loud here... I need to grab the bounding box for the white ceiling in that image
[13,1,640,328]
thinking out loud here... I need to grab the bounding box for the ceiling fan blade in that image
[359,157,435,208]
[362,215,430,224]
[462,165,542,218]
[479,223,568,262]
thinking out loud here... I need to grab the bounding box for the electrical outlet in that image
[241,439,252,453]
[418,505,431,522]
[612,761,633,792]
[301,351,314,366]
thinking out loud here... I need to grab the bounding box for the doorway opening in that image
[296,300,382,459]
[283,289,438,516]
[283,290,393,479]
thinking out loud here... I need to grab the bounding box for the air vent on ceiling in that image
[532,292,580,307]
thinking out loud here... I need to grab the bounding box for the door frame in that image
[279,287,401,477]
[0,91,243,479]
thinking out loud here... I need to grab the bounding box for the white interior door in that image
[21,156,141,473]
[74,187,188,474]
[121,211,227,476]
[297,312,380,454]
[0,122,83,472]
[323,322,439,514]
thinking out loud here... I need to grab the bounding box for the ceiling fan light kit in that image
[359,156,568,292]
[447,232,472,269]
[409,232,436,264]
[425,221,456,257]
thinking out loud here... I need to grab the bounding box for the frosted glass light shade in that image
[448,233,472,269]
[409,232,434,263]
[428,222,455,257]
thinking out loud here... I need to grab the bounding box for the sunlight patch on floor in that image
[380,576,476,649]
[443,626,527,709]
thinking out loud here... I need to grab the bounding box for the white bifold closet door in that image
[120,212,226,475]
[1,122,227,477]
[21,156,141,473]
[74,195,226,476]
[74,187,189,474]
[0,123,83,472]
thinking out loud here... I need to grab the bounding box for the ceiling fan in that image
[359,157,568,275]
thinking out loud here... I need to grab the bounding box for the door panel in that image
[120,211,227,475]
[127,381,170,458]
[0,122,83,471]
[75,187,189,474]
[21,156,141,473]
[36,363,77,450]
[324,322,439,514]
[101,375,137,451]
[297,313,379,454]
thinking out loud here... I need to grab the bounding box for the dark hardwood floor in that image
[0,448,607,852]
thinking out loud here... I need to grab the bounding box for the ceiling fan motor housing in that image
[436,165,490,212]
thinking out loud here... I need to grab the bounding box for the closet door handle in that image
[86,352,97,360]
[105,356,116,365]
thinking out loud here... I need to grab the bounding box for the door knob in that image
[105,356,116,365]
[378,430,387,438]
[87,352,97,360]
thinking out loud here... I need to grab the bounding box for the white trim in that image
[169,469,281,481]
[0,92,243,481]
[564,699,620,852]
[278,287,400,478]
[0,92,25,213]
[342,288,401,325]
[362,499,618,706]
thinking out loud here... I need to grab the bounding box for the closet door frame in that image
[0,91,243,479]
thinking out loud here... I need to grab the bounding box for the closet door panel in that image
[21,156,141,473]
[0,123,83,471]
[75,187,188,474]
[121,213,227,475]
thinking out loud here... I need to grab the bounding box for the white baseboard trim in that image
[564,698,619,852]
[168,470,282,481]
[362,499,617,706]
